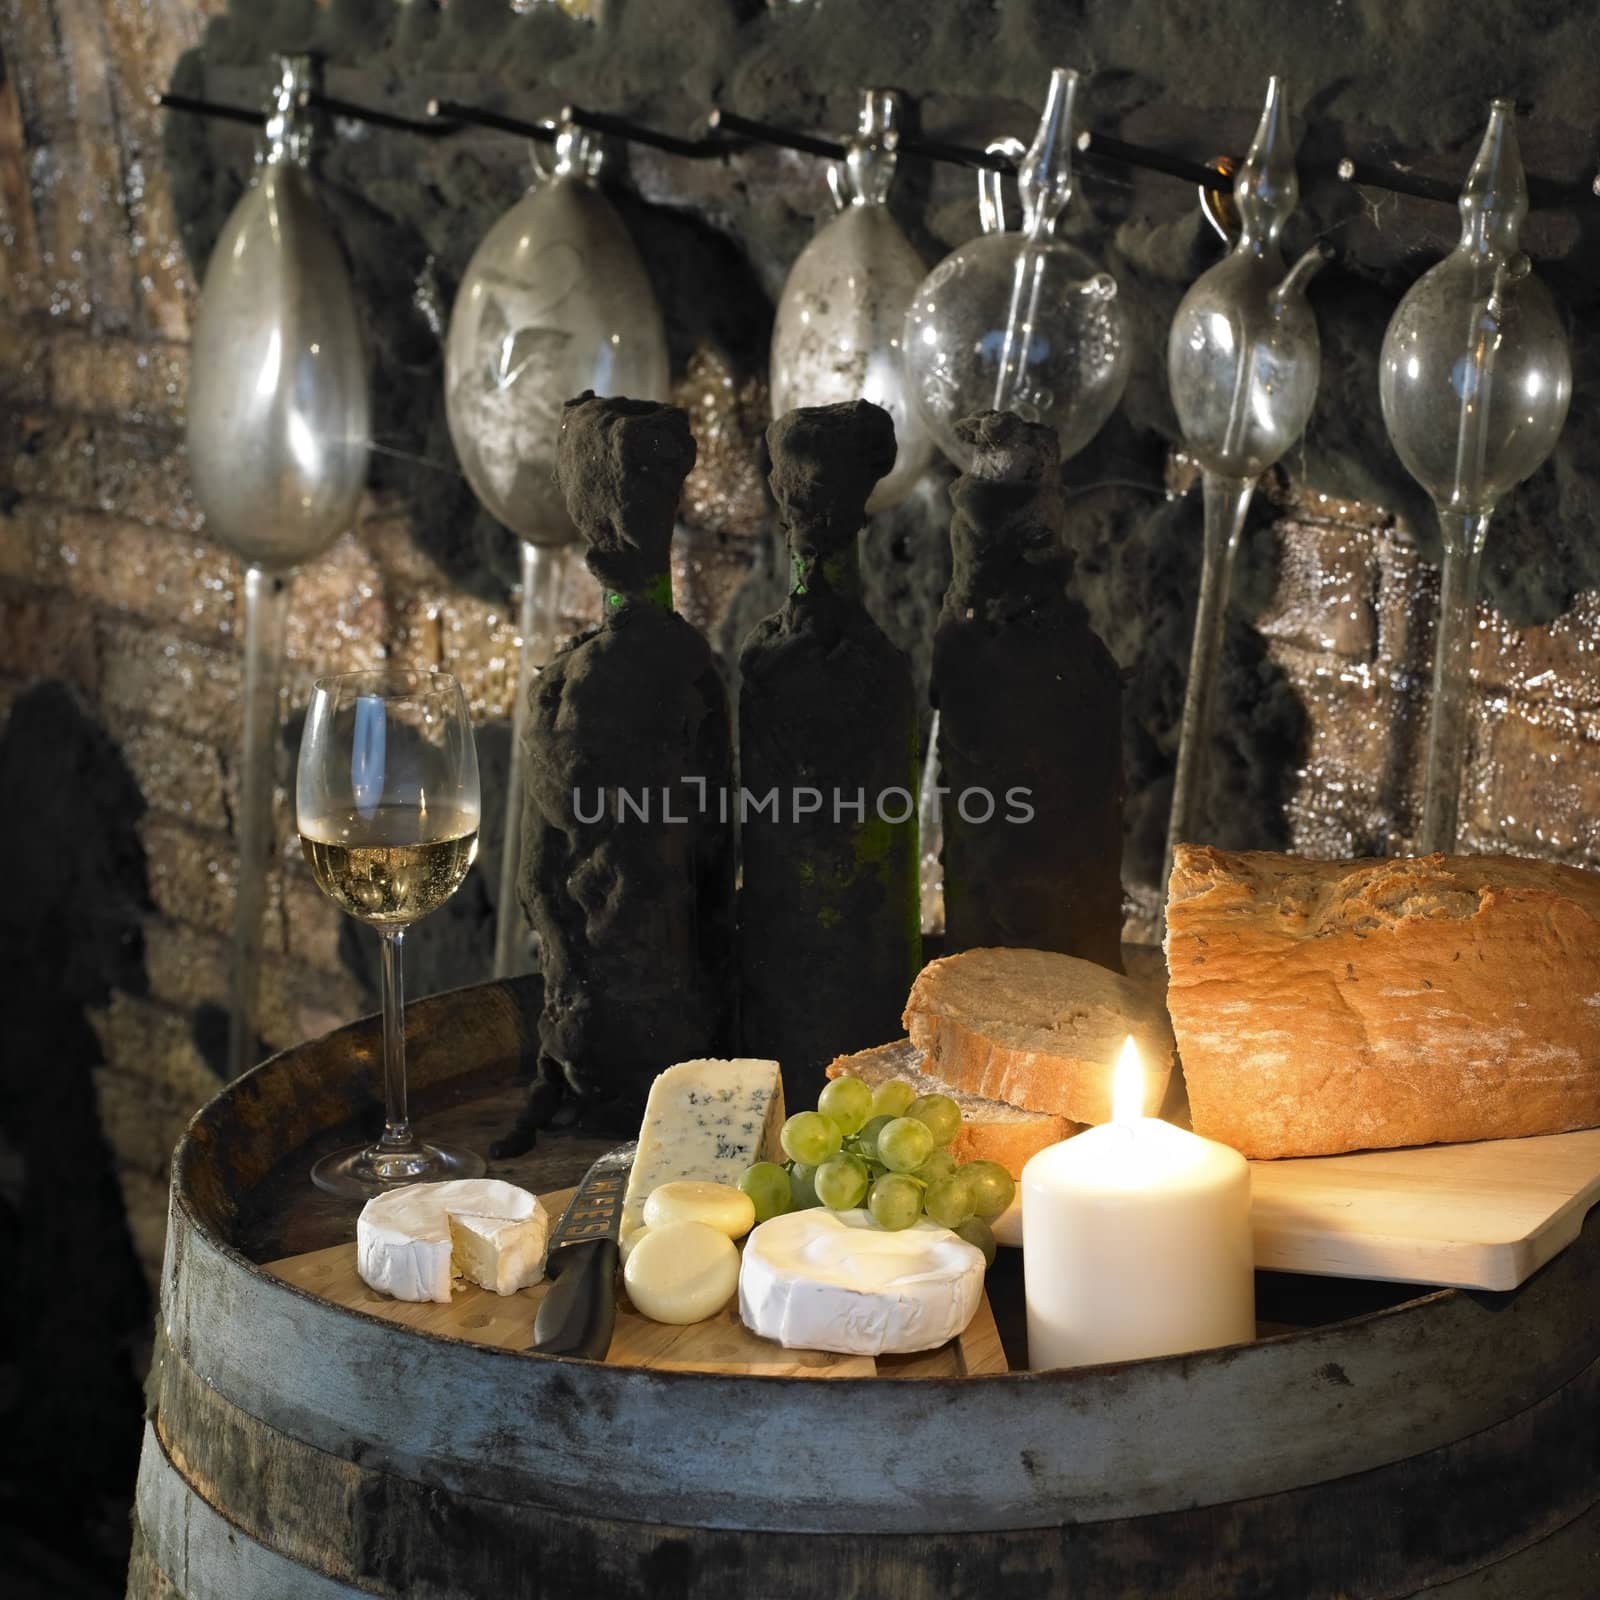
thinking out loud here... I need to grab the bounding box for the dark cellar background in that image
[4,1,1600,1593]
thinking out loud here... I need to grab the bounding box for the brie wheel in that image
[739,1208,985,1355]
[447,1209,548,1297]
[623,1220,740,1324]
[356,1179,547,1303]
[643,1180,756,1239]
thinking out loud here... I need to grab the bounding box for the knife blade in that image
[531,1141,635,1360]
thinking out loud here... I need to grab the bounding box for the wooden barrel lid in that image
[154,976,1600,1535]
[133,976,1600,1597]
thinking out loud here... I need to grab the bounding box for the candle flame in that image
[1112,1036,1145,1124]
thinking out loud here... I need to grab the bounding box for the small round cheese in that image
[991,1192,1023,1249]
[619,1225,649,1264]
[624,1220,740,1324]
[739,1208,985,1355]
[643,1180,757,1239]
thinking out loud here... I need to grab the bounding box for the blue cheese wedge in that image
[620,1058,785,1239]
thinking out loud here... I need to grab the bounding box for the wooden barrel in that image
[130,976,1600,1599]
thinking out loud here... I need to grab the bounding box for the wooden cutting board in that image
[266,1186,1007,1378]
[1248,1127,1600,1292]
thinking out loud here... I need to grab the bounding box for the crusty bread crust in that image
[1165,846,1600,1159]
[824,1038,1077,1174]
[900,948,1175,1124]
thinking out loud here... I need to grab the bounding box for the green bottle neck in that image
[790,540,861,599]
[604,570,674,614]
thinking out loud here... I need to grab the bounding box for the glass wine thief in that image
[903,66,1132,470]
[769,87,935,511]
[444,120,670,546]
[1379,99,1571,854]
[1163,76,1329,883]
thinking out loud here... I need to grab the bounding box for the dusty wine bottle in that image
[738,401,921,1107]
[501,395,735,1150]
[932,410,1124,969]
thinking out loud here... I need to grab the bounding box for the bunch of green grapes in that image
[738,1074,1015,1265]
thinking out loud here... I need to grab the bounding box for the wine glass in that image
[296,669,486,1196]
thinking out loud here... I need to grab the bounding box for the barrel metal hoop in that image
[159,1179,1600,1535]
[136,1421,368,1600]
[139,1341,1600,1600]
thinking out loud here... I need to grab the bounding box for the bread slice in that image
[1166,845,1600,1158]
[902,948,1175,1124]
[825,1039,1077,1173]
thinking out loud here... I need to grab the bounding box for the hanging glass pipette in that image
[186,56,372,1078]
[770,88,935,511]
[444,119,670,976]
[1379,100,1571,854]
[1163,76,1330,885]
[903,67,1131,470]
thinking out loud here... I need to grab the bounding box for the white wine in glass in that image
[297,669,486,1196]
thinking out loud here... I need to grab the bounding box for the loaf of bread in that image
[1165,846,1600,1158]
[824,1038,1078,1172]
[902,947,1175,1124]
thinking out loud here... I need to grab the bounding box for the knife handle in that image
[531,1238,619,1360]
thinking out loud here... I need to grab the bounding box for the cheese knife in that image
[531,1141,635,1360]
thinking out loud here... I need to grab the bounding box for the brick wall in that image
[0,0,608,1291]
[1262,493,1600,871]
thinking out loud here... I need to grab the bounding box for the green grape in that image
[912,1150,958,1186]
[868,1172,923,1231]
[954,1216,998,1268]
[815,1152,870,1210]
[781,1110,843,1166]
[739,1161,793,1224]
[962,1159,1017,1219]
[925,1170,976,1229]
[788,1161,821,1210]
[878,1116,935,1174]
[856,1114,894,1162]
[818,1075,873,1136]
[907,1093,962,1148]
[870,1079,917,1119]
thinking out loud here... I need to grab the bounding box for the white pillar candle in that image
[1022,1037,1254,1369]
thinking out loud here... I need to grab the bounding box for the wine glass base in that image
[311,1139,486,1199]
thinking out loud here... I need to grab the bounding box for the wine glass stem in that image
[1164,473,1255,893]
[1419,508,1492,855]
[228,564,292,1080]
[377,927,416,1153]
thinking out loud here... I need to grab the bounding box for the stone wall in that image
[3,1,534,1296]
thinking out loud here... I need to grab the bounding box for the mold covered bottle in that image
[932,410,1124,970]
[738,401,921,1107]
[503,395,735,1150]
